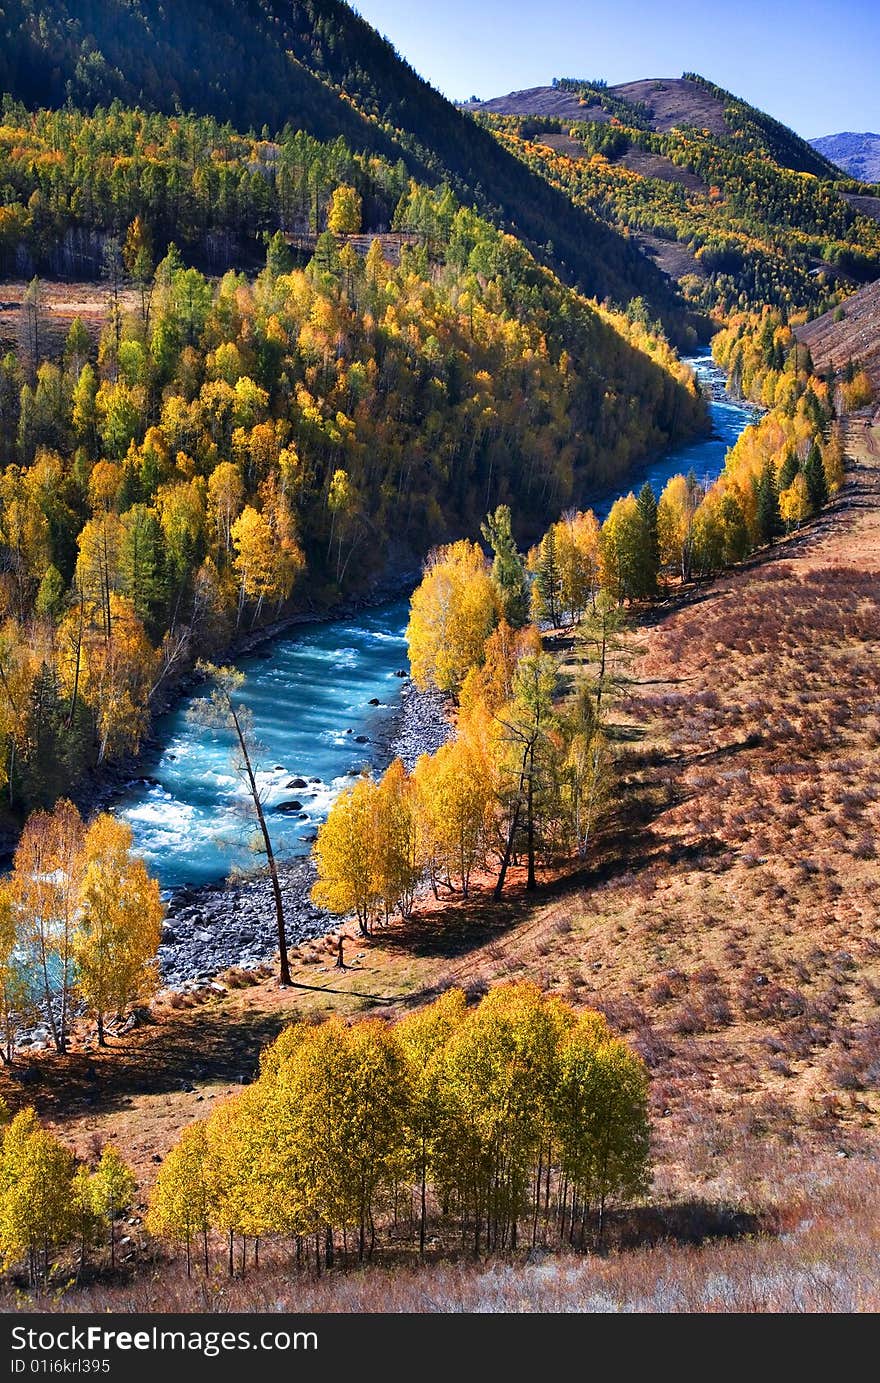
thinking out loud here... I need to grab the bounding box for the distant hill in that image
[468,73,880,320]
[465,75,835,176]
[462,77,727,134]
[795,279,880,393]
[811,133,880,184]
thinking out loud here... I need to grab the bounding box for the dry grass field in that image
[0,280,139,358]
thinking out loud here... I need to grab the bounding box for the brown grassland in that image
[2,414,880,1312]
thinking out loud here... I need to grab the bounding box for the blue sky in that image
[350,0,879,138]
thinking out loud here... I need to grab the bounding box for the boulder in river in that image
[368,697,380,705]
[276,799,303,813]
[287,777,308,788]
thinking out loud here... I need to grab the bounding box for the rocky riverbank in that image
[158,676,453,989]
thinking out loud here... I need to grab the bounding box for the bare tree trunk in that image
[526,743,537,891]
[420,1145,427,1258]
[228,698,292,985]
[494,740,530,900]
[67,593,85,729]
[493,799,521,901]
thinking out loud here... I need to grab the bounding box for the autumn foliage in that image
[0,174,705,814]
[0,1100,136,1286]
[0,799,163,1056]
[148,983,650,1267]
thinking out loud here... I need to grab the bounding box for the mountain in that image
[466,75,838,177]
[0,0,690,335]
[795,278,880,393]
[463,77,730,137]
[466,74,880,319]
[811,133,880,184]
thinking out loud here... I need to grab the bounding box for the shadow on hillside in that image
[0,1007,289,1121]
[603,1199,765,1251]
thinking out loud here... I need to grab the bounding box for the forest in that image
[0,103,410,276]
[480,93,880,319]
[0,170,704,816]
[0,0,692,334]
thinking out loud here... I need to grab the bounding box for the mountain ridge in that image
[464,74,839,178]
[0,0,692,335]
[811,132,880,183]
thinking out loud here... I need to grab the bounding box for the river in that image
[116,352,756,892]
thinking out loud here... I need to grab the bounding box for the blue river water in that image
[116,353,755,889]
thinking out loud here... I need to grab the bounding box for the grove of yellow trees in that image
[0,1100,137,1286]
[0,799,163,1057]
[148,983,650,1268]
[322,345,860,928]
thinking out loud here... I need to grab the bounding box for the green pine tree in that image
[636,482,660,595]
[533,526,562,629]
[481,505,529,628]
[754,460,782,545]
[803,442,829,514]
[778,449,799,492]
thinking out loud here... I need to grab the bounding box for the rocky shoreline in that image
[158,676,453,990]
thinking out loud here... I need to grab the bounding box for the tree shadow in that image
[602,1199,765,1251]
[0,1006,289,1122]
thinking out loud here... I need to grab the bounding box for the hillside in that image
[812,133,880,183]
[3,5,880,1321]
[795,279,880,393]
[463,77,729,137]
[473,75,880,318]
[0,0,689,333]
[6,416,880,1313]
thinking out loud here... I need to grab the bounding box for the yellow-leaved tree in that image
[90,1145,137,1269]
[412,735,494,898]
[552,1014,651,1242]
[0,882,33,1064]
[203,1083,287,1276]
[0,1107,75,1285]
[7,798,85,1053]
[145,1120,212,1277]
[397,988,467,1254]
[274,1015,409,1263]
[373,758,422,922]
[74,814,163,1044]
[311,774,379,935]
[326,185,362,236]
[435,982,571,1254]
[779,473,811,529]
[406,541,499,694]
